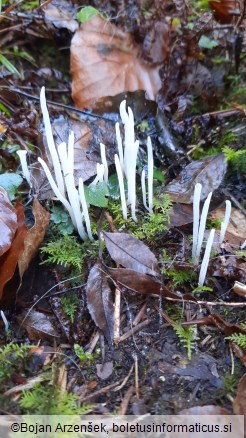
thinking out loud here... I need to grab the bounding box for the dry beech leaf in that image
[0,187,17,257]
[104,232,159,276]
[17,310,59,341]
[107,267,197,303]
[86,263,114,343]
[165,154,227,203]
[210,207,246,246]
[169,192,224,227]
[18,200,50,277]
[0,202,29,301]
[71,15,162,109]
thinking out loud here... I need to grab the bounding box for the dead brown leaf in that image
[210,207,246,247]
[17,310,60,341]
[0,187,17,257]
[165,154,227,203]
[86,263,114,343]
[18,199,50,277]
[104,232,159,276]
[107,267,197,304]
[0,202,29,302]
[71,15,162,109]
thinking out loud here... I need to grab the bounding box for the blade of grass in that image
[0,54,21,77]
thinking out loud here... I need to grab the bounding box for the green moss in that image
[60,292,79,323]
[172,323,197,360]
[163,266,197,288]
[0,343,30,383]
[20,383,92,415]
[40,235,84,271]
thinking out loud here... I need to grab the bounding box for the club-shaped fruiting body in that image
[192,183,231,285]
[192,183,214,284]
[116,100,155,220]
[38,89,93,241]
[192,183,212,264]
[78,178,93,241]
[198,228,215,286]
[40,87,65,197]
[0,310,9,334]
[115,154,127,219]
[147,136,154,213]
[219,200,231,243]
[18,88,156,239]
[100,142,108,183]
[17,150,32,187]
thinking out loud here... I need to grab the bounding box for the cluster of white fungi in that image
[17,88,232,286]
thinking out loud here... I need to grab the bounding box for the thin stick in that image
[113,288,121,342]
[134,354,139,399]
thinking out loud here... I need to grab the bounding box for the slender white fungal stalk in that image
[97,163,105,183]
[58,142,87,240]
[198,228,215,285]
[127,140,139,221]
[17,150,32,187]
[38,157,75,225]
[241,240,246,250]
[115,154,127,219]
[100,142,108,182]
[0,310,9,334]
[219,200,231,243]
[40,87,65,196]
[147,136,153,213]
[192,183,202,261]
[78,178,93,241]
[119,100,128,125]
[124,106,135,182]
[115,122,124,171]
[91,164,105,185]
[141,168,148,211]
[195,191,212,262]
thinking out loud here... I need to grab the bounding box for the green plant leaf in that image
[77,6,104,23]
[153,168,164,183]
[198,35,218,49]
[85,182,109,207]
[107,174,121,199]
[0,102,11,116]
[0,173,23,200]
[0,54,21,77]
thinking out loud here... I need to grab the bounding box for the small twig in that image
[87,330,100,354]
[229,344,235,376]
[34,0,52,11]
[134,354,139,399]
[0,0,24,19]
[117,319,151,342]
[113,363,134,392]
[132,302,147,326]
[118,385,135,415]
[9,88,114,121]
[79,381,121,403]
[113,288,121,342]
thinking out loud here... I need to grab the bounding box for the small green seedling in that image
[74,344,93,364]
